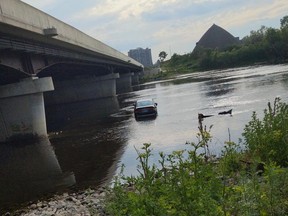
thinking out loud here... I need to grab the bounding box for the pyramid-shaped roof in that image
[194,24,240,51]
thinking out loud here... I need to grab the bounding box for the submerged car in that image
[134,99,158,120]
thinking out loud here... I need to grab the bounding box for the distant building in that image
[128,48,153,67]
[193,24,240,52]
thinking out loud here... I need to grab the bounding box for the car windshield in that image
[136,100,154,107]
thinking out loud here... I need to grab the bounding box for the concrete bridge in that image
[0,0,143,142]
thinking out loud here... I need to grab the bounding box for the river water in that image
[1,64,288,209]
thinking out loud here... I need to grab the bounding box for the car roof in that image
[136,98,154,102]
[135,99,155,107]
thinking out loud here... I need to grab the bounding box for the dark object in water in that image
[198,113,213,132]
[198,113,213,122]
[218,109,232,115]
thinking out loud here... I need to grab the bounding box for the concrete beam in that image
[0,0,143,70]
[0,77,54,98]
[116,73,133,94]
[0,77,54,142]
[44,73,120,105]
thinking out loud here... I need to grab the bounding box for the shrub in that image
[242,98,288,166]
[103,98,288,215]
[105,133,225,215]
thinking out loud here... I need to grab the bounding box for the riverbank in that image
[6,187,109,216]
[5,97,288,215]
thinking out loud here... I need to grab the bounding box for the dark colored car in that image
[134,99,158,120]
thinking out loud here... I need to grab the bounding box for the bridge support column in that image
[0,77,54,142]
[44,73,119,105]
[131,72,140,86]
[116,73,133,94]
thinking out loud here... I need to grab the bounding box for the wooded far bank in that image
[145,15,288,82]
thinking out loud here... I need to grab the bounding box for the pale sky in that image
[21,0,288,63]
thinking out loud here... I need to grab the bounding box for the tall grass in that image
[103,98,288,216]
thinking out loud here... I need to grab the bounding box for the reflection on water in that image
[0,96,124,211]
[49,117,128,189]
[45,96,119,132]
[205,83,235,97]
[45,96,128,189]
[1,64,288,211]
[0,137,75,210]
[118,64,288,176]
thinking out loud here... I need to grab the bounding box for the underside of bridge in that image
[37,62,112,79]
[0,4,142,141]
[0,64,31,85]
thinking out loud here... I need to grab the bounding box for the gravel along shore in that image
[6,188,109,216]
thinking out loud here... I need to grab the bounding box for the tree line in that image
[163,15,288,72]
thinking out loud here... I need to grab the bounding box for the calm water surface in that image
[1,64,288,209]
[117,64,288,175]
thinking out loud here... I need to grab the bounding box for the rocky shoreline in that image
[5,187,109,216]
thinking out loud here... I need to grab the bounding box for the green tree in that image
[265,27,284,62]
[243,98,288,166]
[159,51,168,62]
[242,25,267,45]
[280,15,288,60]
[280,15,288,29]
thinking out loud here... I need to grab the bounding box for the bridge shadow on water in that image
[0,96,128,212]
[46,97,128,186]
[45,96,128,197]
[0,137,75,212]
[45,96,120,132]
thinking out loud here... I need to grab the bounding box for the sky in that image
[21,0,288,63]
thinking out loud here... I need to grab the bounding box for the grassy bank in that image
[103,98,288,215]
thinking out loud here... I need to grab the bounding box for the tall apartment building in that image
[128,47,153,67]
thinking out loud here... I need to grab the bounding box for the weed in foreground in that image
[103,98,288,216]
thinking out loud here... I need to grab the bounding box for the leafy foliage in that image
[243,98,288,166]
[159,51,168,62]
[103,99,288,215]
[163,16,288,73]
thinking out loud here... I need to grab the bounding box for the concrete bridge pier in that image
[116,72,134,94]
[0,77,54,142]
[131,72,140,86]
